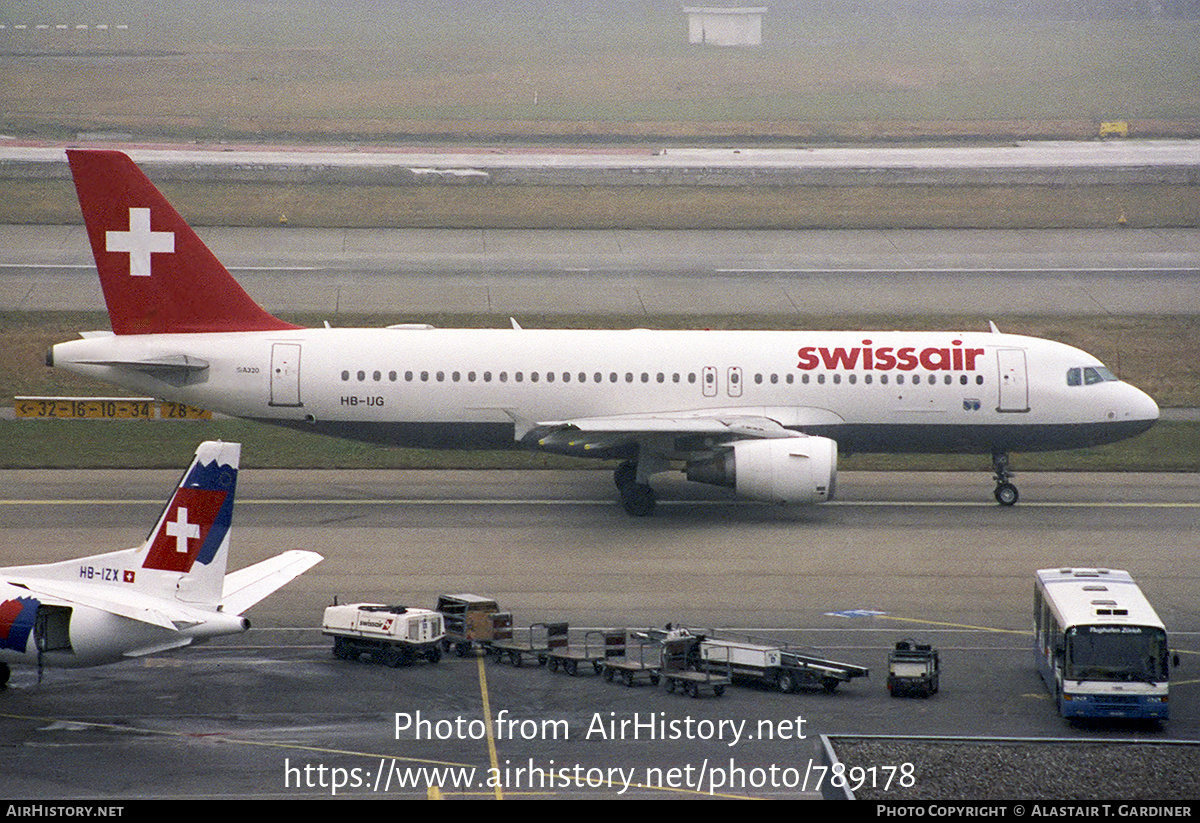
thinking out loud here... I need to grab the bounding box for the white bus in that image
[1035,568,1176,721]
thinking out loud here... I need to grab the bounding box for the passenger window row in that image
[338,369,987,387]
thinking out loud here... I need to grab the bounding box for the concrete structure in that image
[684,6,766,46]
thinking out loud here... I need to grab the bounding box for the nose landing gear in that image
[992,451,1019,506]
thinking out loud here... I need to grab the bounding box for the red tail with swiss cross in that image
[67,149,299,335]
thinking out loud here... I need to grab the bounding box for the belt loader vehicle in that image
[324,603,444,667]
[700,634,869,693]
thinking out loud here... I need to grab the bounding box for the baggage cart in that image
[602,633,662,687]
[489,621,568,668]
[436,593,511,656]
[546,629,626,676]
[661,635,731,698]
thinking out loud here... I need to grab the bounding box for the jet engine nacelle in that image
[686,436,837,504]
[0,596,250,669]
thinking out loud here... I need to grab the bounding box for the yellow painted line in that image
[875,614,1029,635]
[476,652,503,800]
[468,655,753,799]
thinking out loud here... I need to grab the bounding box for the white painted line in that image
[715,267,1200,274]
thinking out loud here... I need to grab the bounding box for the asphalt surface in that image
[2,226,1199,316]
[5,140,1199,171]
[1,469,1197,799]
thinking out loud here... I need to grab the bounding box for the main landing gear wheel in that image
[615,460,656,516]
[620,482,657,517]
[991,451,1019,506]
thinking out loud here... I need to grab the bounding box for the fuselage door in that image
[727,366,743,397]
[702,366,718,397]
[270,342,303,407]
[996,348,1029,413]
[35,604,73,653]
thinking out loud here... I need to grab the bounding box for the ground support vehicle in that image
[323,603,444,667]
[887,639,939,698]
[1035,568,1176,721]
[701,633,870,694]
[546,629,626,676]
[602,634,662,687]
[661,636,731,698]
[436,593,512,657]
[489,621,568,668]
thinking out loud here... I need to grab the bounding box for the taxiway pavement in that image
[1,469,1196,799]
[2,226,1198,316]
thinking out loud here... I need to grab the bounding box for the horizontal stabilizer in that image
[93,354,210,373]
[221,550,323,616]
[72,354,210,385]
[4,577,198,632]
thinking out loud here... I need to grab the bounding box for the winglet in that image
[66,149,301,335]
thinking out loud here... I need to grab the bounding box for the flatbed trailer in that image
[602,634,662,687]
[661,636,731,698]
[489,621,568,668]
[701,633,869,693]
[546,629,626,676]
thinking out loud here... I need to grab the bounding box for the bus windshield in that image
[1065,625,1169,682]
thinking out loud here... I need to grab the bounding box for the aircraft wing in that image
[523,407,844,454]
[2,577,201,631]
[220,550,323,616]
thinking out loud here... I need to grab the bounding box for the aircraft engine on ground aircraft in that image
[685,436,837,504]
[0,595,252,669]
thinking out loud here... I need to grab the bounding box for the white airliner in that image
[0,440,321,687]
[48,150,1160,515]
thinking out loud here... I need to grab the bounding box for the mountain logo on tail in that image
[143,458,237,573]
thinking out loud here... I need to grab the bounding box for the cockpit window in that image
[1068,366,1118,386]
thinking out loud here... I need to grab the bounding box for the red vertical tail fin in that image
[67,149,300,335]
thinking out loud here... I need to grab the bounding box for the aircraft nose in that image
[1113,383,1159,434]
[1130,385,1160,422]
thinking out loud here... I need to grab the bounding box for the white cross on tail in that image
[106,207,174,277]
[165,507,200,554]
